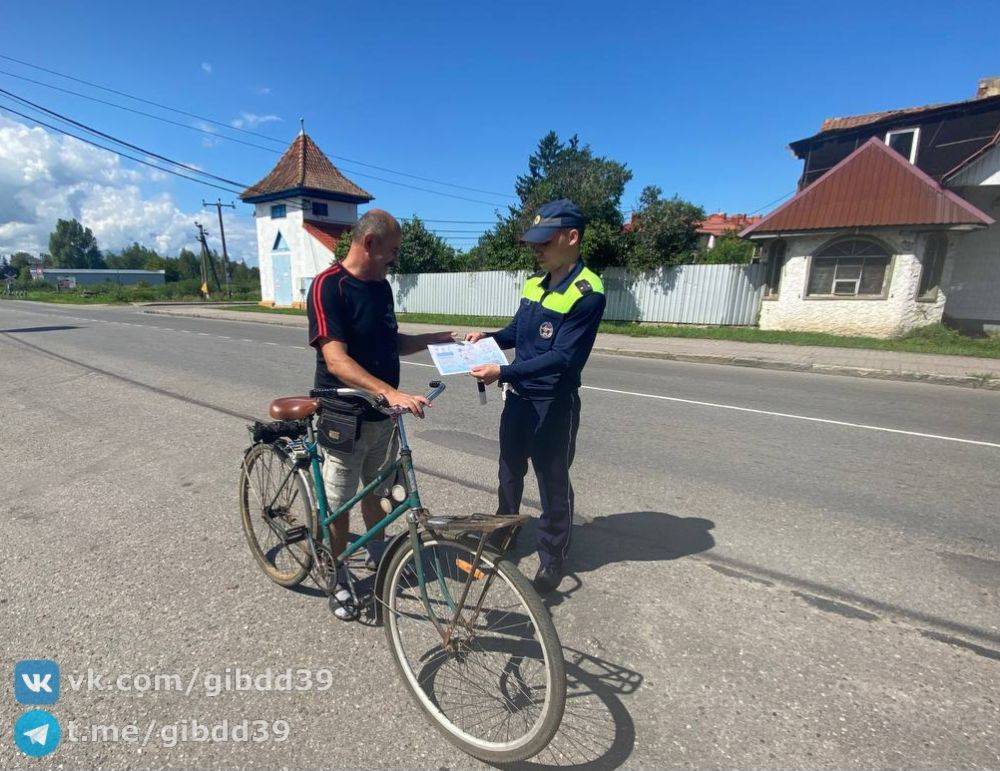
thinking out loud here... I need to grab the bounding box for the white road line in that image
[581,385,1000,449]
[403,360,436,369]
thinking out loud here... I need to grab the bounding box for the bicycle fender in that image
[373,529,414,624]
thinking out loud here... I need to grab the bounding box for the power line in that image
[0,84,507,209]
[0,102,243,196]
[0,87,249,189]
[0,68,282,153]
[0,52,286,144]
[0,53,517,200]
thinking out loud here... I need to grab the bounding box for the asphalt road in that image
[1,299,998,769]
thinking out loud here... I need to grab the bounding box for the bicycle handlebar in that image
[309,381,446,415]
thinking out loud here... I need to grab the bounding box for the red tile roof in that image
[793,93,1000,147]
[741,138,994,237]
[819,104,949,133]
[240,133,373,203]
[303,220,351,253]
[697,212,763,237]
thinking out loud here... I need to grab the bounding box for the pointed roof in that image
[240,132,373,204]
[741,138,994,237]
[303,220,351,253]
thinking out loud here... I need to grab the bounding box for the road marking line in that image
[403,360,436,369]
[581,385,1000,449]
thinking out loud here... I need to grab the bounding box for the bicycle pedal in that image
[281,525,309,545]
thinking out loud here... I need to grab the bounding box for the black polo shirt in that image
[307,262,399,420]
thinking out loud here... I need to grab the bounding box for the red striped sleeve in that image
[309,263,342,345]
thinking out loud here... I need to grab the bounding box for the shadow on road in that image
[491,646,643,770]
[1,325,81,333]
[507,511,715,607]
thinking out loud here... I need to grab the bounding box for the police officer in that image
[469,199,606,593]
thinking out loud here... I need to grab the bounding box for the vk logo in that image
[14,709,61,757]
[14,659,60,705]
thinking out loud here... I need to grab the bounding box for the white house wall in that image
[948,144,1000,186]
[253,198,358,305]
[943,191,1000,326]
[759,233,946,337]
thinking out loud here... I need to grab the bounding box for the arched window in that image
[807,239,891,297]
[918,232,947,300]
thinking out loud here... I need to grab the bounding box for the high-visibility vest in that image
[520,265,604,314]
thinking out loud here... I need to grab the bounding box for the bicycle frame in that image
[302,411,455,637]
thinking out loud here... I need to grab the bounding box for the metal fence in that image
[389,263,765,325]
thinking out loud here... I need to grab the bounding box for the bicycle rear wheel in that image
[382,535,566,763]
[239,443,316,587]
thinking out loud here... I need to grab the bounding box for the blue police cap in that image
[521,199,586,244]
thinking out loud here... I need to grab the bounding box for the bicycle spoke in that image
[385,537,561,757]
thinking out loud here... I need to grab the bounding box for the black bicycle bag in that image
[316,397,365,454]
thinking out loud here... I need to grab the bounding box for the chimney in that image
[977,76,1000,98]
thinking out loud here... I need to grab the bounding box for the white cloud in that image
[255,86,272,96]
[0,116,258,265]
[201,62,213,74]
[230,112,282,129]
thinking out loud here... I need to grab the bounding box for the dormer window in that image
[270,204,286,219]
[885,128,919,164]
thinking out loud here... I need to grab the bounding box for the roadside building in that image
[240,130,373,307]
[696,213,762,250]
[41,268,166,287]
[743,76,1000,337]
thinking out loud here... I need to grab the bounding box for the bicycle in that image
[238,381,567,763]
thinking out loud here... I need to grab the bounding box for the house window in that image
[918,232,947,300]
[885,127,920,164]
[807,239,891,298]
[764,240,786,297]
[311,202,328,217]
[270,204,286,219]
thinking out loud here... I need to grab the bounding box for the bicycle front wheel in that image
[382,535,566,763]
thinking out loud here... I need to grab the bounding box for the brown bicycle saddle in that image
[268,396,319,421]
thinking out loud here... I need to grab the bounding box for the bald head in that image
[354,209,400,242]
[344,208,402,279]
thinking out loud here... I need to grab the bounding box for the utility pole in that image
[194,221,222,300]
[203,199,235,299]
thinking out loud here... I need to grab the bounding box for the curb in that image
[143,307,306,327]
[143,307,1000,392]
[591,347,1000,390]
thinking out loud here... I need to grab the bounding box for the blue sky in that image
[0,0,997,262]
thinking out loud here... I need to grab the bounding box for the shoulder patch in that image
[575,279,593,294]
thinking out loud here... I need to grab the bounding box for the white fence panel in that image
[389,263,765,325]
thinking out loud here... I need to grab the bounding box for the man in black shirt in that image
[307,209,451,618]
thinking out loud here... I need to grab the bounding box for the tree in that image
[106,242,160,270]
[626,186,705,270]
[467,131,633,272]
[10,252,36,271]
[176,248,202,281]
[48,219,105,268]
[698,232,756,264]
[330,219,459,273]
[397,216,458,273]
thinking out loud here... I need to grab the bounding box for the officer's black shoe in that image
[532,563,563,594]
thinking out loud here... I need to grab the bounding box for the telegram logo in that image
[13,659,60,705]
[14,710,61,757]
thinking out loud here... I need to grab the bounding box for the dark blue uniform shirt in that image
[491,260,606,399]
